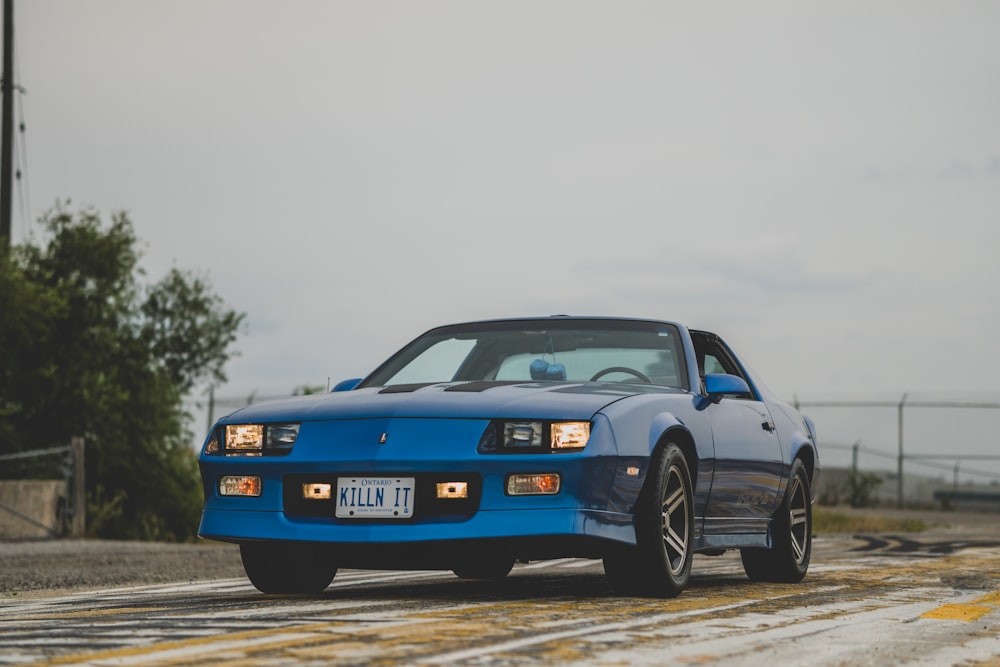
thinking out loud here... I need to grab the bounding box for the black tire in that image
[741,458,812,583]
[452,555,515,581]
[240,542,337,594]
[603,443,694,597]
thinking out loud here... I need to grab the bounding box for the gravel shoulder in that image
[3,507,999,596]
[0,539,244,595]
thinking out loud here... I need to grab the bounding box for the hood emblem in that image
[378,433,388,444]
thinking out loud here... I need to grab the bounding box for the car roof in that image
[425,315,688,329]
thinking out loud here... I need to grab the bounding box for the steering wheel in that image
[589,366,653,384]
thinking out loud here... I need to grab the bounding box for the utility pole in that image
[1,0,13,253]
[205,384,215,435]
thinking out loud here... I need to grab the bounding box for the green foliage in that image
[846,469,883,508]
[293,385,326,396]
[0,204,245,541]
[812,507,927,534]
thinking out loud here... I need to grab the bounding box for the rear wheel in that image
[240,542,337,594]
[604,443,693,597]
[741,458,812,583]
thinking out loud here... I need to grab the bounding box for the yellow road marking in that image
[922,603,995,622]
[921,591,1000,622]
[11,549,1000,665]
[26,622,349,667]
[15,607,167,620]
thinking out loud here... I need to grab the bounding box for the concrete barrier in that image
[0,480,66,539]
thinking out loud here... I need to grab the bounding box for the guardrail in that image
[0,437,85,539]
[793,394,1000,508]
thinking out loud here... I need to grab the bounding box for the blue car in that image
[198,317,819,597]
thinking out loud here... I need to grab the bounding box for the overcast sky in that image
[9,2,1000,478]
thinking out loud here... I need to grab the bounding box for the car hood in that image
[217,381,683,424]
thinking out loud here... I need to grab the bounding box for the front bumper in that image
[198,414,646,558]
[199,506,636,559]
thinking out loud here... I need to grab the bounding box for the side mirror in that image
[705,373,752,403]
[331,378,362,392]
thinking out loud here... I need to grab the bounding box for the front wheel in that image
[240,542,337,594]
[604,443,694,597]
[452,555,515,581]
[741,458,812,583]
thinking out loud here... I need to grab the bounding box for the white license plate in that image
[336,477,415,518]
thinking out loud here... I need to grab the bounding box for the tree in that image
[0,205,245,541]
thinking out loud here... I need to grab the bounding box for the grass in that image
[813,507,928,534]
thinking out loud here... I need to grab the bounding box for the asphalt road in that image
[2,510,1000,666]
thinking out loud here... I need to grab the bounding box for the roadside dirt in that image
[0,539,243,594]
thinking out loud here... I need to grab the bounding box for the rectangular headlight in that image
[550,422,590,450]
[226,424,263,451]
[218,423,301,456]
[478,420,593,453]
[503,421,543,448]
[266,423,301,451]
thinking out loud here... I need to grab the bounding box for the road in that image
[2,526,1000,666]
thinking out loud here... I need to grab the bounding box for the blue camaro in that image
[198,316,819,597]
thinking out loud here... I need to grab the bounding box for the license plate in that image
[336,477,415,518]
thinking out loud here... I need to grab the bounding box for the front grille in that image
[283,473,482,521]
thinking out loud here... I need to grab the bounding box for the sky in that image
[7,1,1000,480]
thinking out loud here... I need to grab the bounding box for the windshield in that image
[359,319,688,390]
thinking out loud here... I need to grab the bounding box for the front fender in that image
[603,404,716,524]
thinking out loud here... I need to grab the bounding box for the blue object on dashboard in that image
[546,362,567,381]
[530,358,550,380]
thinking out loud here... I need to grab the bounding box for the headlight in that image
[226,424,265,452]
[478,420,591,453]
[551,422,590,450]
[503,421,543,448]
[203,423,301,456]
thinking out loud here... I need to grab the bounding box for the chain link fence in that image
[0,438,85,539]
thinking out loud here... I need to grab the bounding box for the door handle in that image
[761,421,775,433]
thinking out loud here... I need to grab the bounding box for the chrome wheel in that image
[788,473,809,565]
[741,458,812,583]
[604,443,693,597]
[661,463,690,576]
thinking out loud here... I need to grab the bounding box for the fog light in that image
[303,483,332,500]
[436,482,469,499]
[219,475,261,497]
[506,473,560,496]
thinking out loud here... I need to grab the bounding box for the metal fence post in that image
[71,437,85,538]
[897,393,907,509]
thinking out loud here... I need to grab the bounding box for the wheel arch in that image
[653,426,698,489]
[790,441,819,502]
[795,444,815,478]
[643,422,702,508]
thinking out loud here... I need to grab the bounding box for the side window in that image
[703,354,727,375]
[692,332,754,399]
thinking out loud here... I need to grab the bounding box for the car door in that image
[693,334,784,535]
